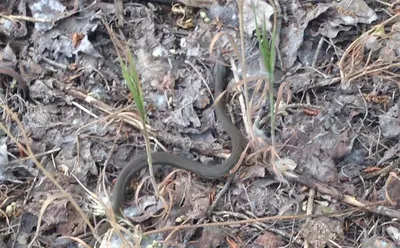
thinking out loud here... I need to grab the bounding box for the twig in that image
[237,0,253,141]
[304,188,315,248]
[0,148,60,166]
[142,207,361,236]
[283,171,400,219]
[311,37,324,68]
[0,13,51,23]
[71,101,99,118]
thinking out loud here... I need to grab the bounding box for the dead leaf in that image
[300,217,343,248]
[379,102,400,139]
[385,172,400,206]
[253,231,285,248]
[242,0,274,36]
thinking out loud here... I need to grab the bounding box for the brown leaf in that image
[253,231,284,248]
[385,172,400,206]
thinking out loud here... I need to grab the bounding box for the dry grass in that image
[0,105,94,246]
[338,13,400,87]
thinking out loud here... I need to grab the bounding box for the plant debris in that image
[1,0,400,247]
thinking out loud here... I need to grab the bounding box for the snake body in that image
[92,59,246,246]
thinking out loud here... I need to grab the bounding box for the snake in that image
[90,58,246,247]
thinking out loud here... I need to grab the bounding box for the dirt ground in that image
[1,0,400,247]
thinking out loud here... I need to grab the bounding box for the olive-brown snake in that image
[90,58,246,247]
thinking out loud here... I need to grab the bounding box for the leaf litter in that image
[0,0,400,247]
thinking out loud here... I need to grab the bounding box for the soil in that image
[1,0,400,247]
